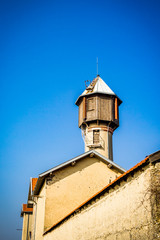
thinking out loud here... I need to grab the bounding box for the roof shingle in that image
[32,178,38,192]
[21,204,33,217]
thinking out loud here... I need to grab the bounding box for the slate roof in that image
[75,75,122,105]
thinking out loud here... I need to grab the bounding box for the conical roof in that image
[76,75,121,105]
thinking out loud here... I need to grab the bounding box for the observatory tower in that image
[76,75,122,160]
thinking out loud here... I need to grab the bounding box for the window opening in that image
[87,98,94,111]
[93,130,100,144]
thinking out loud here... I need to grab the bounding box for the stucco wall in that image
[44,156,121,231]
[150,162,160,239]
[44,165,155,240]
[85,128,112,159]
[21,213,32,240]
[34,184,46,240]
[31,204,36,240]
[22,213,28,240]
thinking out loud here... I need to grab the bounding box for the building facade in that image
[21,76,160,240]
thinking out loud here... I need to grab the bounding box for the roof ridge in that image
[34,150,125,195]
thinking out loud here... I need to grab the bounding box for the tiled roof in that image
[44,155,150,235]
[21,204,33,217]
[23,204,33,212]
[32,178,38,192]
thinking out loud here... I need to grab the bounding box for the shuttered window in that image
[87,98,95,111]
[93,130,100,144]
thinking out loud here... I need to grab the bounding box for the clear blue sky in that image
[0,0,160,239]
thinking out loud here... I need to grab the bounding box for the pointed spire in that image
[75,75,122,105]
[97,57,98,76]
[84,76,115,95]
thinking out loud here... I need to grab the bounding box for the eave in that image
[33,150,126,195]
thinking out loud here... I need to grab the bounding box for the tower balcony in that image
[85,135,105,149]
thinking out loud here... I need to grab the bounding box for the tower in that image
[75,75,122,160]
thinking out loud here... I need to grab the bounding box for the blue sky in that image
[0,0,160,239]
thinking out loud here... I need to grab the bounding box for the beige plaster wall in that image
[21,213,32,240]
[85,128,112,159]
[44,166,155,240]
[34,184,46,240]
[44,156,121,231]
[22,213,27,240]
[31,204,36,240]
[150,162,160,239]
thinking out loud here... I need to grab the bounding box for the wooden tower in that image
[75,75,122,160]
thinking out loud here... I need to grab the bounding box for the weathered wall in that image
[21,213,32,240]
[78,98,83,127]
[31,204,36,240]
[21,214,27,240]
[150,162,160,239]
[85,124,113,159]
[34,184,46,240]
[44,156,121,231]
[99,96,112,121]
[44,165,157,240]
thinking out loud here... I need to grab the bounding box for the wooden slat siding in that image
[108,99,112,120]
[83,97,86,120]
[111,98,114,120]
[98,97,100,119]
[87,98,94,110]
[86,97,96,120]
[96,96,98,119]
[115,97,118,120]
[100,97,112,121]
[100,97,104,120]
[78,100,83,127]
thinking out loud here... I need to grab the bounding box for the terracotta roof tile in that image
[21,204,33,216]
[32,178,38,192]
[22,204,33,213]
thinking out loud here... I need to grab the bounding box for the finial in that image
[97,57,98,76]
